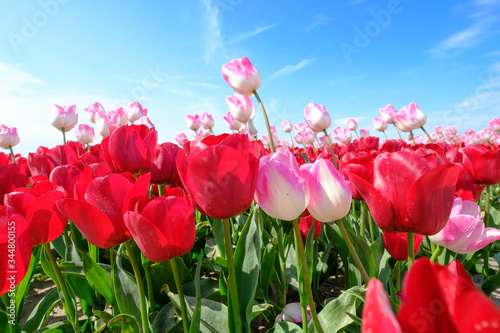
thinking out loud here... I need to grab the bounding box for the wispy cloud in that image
[330,74,366,85]
[186,82,221,89]
[201,0,224,66]
[271,59,315,78]
[305,15,332,31]
[229,24,277,44]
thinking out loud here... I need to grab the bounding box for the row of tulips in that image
[1,56,500,333]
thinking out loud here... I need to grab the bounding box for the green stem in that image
[354,129,359,139]
[43,243,80,333]
[62,128,67,145]
[294,222,309,333]
[292,219,323,333]
[109,247,118,316]
[158,184,165,196]
[337,219,370,284]
[9,146,15,163]
[410,131,416,146]
[421,126,434,143]
[170,259,190,333]
[323,129,338,170]
[394,124,402,140]
[395,261,401,291]
[382,131,388,141]
[430,245,443,262]
[142,254,156,312]
[253,90,275,153]
[407,233,415,270]
[222,218,243,333]
[276,223,288,308]
[484,186,491,278]
[360,203,366,239]
[124,241,150,333]
[366,203,375,243]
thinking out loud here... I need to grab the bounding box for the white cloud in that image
[201,0,224,66]
[271,59,315,78]
[229,24,277,44]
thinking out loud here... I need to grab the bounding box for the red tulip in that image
[299,215,321,241]
[57,173,150,248]
[0,207,32,296]
[348,151,461,235]
[362,258,500,333]
[27,145,78,178]
[340,152,374,201]
[461,145,500,185]
[101,124,157,175]
[176,133,263,219]
[382,232,424,261]
[124,187,195,262]
[0,164,28,200]
[151,142,182,185]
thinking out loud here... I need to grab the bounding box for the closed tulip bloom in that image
[378,104,397,124]
[75,124,95,145]
[274,303,311,325]
[319,134,331,146]
[383,232,424,261]
[226,93,255,123]
[223,111,242,131]
[175,132,188,146]
[127,101,148,123]
[334,127,352,144]
[95,112,113,137]
[429,198,500,254]
[196,127,212,140]
[461,145,500,185]
[348,151,461,235]
[49,104,78,132]
[465,128,476,137]
[186,114,202,131]
[177,133,263,219]
[301,129,316,145]
[446,126,457,136]
[151,142,182,185]
[281,120,293,133]
[201,112,215,129]
[488,117,500,134]
[83,102,105,123]
[255,149,310,221]
[359,129,370,138]
[124,187,195,262]
[300,159,351,222]
[294,122,306,134]
[294,134,304,145]
[394,102,426,133]
[434,125,444,134]
[108,107,129,126]
[133,116,155,130]
[346,118,358,131]
[304,102,332,132]
[0,125,20,149]
[222,57,261,97]
[372,117,388,132]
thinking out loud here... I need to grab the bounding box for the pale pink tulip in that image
[446,126,457,136]
[108,107,128,126]
[394,102,426,132]
[49,104,78,132]
[196,127,212,140]
[346,118,358,131]
[434,125,444,134]
[488,118,500,134]
[294,122,306,134]
[83,102,105,123]
[378,104,397,124]
[294,134,304,145]
[223,112,242,131]
[186,114,202,131]
[274,303,311,326]
[334,127,352,143]
[175,132,188,146]
[201,112,214,129]
[301,129,316,145]
[226,93,255,123]
[0,125,20,149]
[133,116,155,129]
[304,102,332,133]
[359,129,370,138]
[281,120,293,133]
[465,128,476,137]
[221,57,261,97]
[127,101,148,123]
[75,124,95,145]
[372,117,388,132]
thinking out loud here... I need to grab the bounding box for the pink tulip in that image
[196,127,212,140]
[465,128,476,137]
[346,118,358,131]
[186,114,202,131]
[226,93,255,123]
[294,134,304,145]
[319,134,331,145]
[434,125,444,134]
[300,159,352,222]
[359,129,370,138]
[372,117,388,132]
[175,132,188,146]
[304,102,332,133]
[108,107,128,126]
[127,101,148,123]
[75,124,95,145]
[83,102,105,123]
[294,122,306,134]
[223,112,242,131]
[334,127,352,143]
[95,112,113,138]
[301,129,316,145]
[429,198,500,254]
[378,104,397,124]
[274,303,311,325]
[49,104,78,132]
[0,125,20,149]
[394,102,426,132]
[446,126,457,136]
[221,57,261,97]
[488,117,500,134]
[201,112,215,129]
[254,149,310,221]
[332,126,342,135]
[281,120,293,133]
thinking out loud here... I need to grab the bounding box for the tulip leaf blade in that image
[274,321,303,333]
[152,303,182,333]
[17,288,59,333]
[79,248,114,305]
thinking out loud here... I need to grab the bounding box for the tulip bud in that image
[222,57,261,97]
[0,125,20,149]
[434,125,443,134]
[346,118,358,131]
[83,102,105,123]
[175,132,188,146]
[488,117,500,134]
[394,102,426,132]
[334,127,352,143]
[49,104,78,132]
[378,104,397,124]
[127,101,148,123]
[108,107,128,126]
[359,129,370,138]
[294,122,306,134]
[226,93,255,123]
[304,102,332,132]
[75,124,95,145]
[446,126,457,136]
[223,112,242,131]
[201,112,215,129]
[372,117,388,132]
[133,116,155,130]
[186,114,202,131]
[281,120,293,133]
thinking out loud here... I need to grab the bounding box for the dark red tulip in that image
[299,215,321,241]
[0,164,28,199]
[57,173,150,248]
[49,165,82,198]
[348,151,461,235]
[176,133,263,219]
[461,146,500,185]
[340,152,374,201]
[124,187,195,262]
[28,145,78,178]
[101,124,157,175]
[382,232,423,261]
[0,207,32,296]
[151,142,182,185]
[362,258,500,333]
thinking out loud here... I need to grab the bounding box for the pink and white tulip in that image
[301,129,316,145]
[49,104,78,132]
[221,57,261,97]
[378,104,397,124]
[226,93,255,123]
[175,132,188,146]
[196,127,212,140]
[83,102,105,123]
[274,303,311,325]
[108,107,128,126]
[359,129,370,138]
[127,101,148,123]
[75,124,95,145]
[294,134,304,145]
[281,120,293,133]
[465,128,476,137]
[429,198,500,254]
[346,118,358,131]
[394,102,426,132]
[133,116,155,129]
[446,126,457,136]
[0,125,20,149]
[223,112,242,131]
[186,114,202,132]
[434,125,444,135]
[304,102,332,133]
[334,127,352,143]
[488,117,500,134]
[372,117,388,132]
[254,149,310,221]
[201,112,215,129]
[294,122,306,134]
[300,159,352,222]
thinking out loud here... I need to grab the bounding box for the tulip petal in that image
[362,278,402,333]
[471,148,500,185]
[26,191,66,246]
[406,164,461,235]
[123,173,151,212]
[49,165,82,198]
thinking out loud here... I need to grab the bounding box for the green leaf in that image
[308,286,364,332]
[208,218,226,259]
[251,303,272,320]
[347,229,377,278]
[233,206,262,332]
[0,309,22,333]
[190,250,204,333]
[15,246,41,316]
[79,249,114,304]
[274,321,303,333]
[113,245,143,325]
[259,242,277,299]
[482,271,500,296]
[369,236,384,274]
[150,257,192,305]
[107,314,142,332]
[22,288,60,333]
[32,320,75,333]
[152,303,181,333]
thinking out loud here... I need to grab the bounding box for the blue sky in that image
[1,0,499,155]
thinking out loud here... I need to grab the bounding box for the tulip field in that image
[2,56,500,333]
